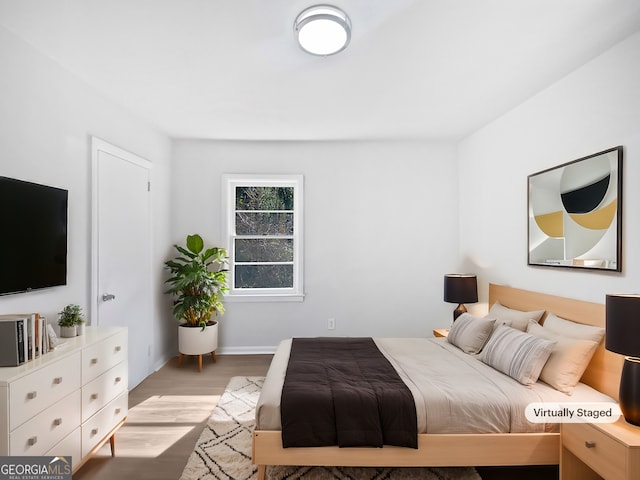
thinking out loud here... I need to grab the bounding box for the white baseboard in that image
[153,346,277,373]
[153,355,174,372]
[217,345,278,355]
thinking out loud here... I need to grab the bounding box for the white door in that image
[91,137,152,390]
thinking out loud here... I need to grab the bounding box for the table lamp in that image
[444,274,478,322]
[605,294,640,426]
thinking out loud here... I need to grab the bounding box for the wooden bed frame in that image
[252,283,623,479]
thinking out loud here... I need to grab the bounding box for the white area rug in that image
[180,376,481,480]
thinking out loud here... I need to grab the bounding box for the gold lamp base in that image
[453,304,467,322]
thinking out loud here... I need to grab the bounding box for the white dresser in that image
[0,326,128,473]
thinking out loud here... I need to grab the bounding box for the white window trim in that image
[222,174,304,302]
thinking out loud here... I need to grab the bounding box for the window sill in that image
[225,294,305,303]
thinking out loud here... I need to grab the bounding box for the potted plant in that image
[58,304,84,337]
[165,234,228,370]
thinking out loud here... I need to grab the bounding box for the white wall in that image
[0,26,175,371]
[7,19,635,368]
[458,31,640,307]
[171,140,458,352]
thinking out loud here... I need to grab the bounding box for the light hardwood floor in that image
[74,354,273,480]
[73,353,557,480]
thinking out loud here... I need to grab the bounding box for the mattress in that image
[255,337,615,434]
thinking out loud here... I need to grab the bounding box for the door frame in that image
[90,136,153,326]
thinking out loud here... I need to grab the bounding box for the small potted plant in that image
[165,234,228,370]
[58,304,85,337]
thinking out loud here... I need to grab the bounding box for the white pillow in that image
[527,321,599,394]
[481,324,555,385]
[486,302,545,332]
[447,313,496,354]
[492,318,512,333]
[543,313,605,343]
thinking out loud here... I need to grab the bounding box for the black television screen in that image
[0,176,68,295]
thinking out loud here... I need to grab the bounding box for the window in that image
[222,174,304,301]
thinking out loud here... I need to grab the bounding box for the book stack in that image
[0,313,52,366]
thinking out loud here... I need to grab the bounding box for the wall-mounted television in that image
[0,176,68,295]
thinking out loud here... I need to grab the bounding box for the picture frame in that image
[527,146,622,271]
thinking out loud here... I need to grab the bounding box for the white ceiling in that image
[1,0,639,141]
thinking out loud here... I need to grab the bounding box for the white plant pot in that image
[178,322,218,355]
[60,326,77,338]
[76,324,85,336]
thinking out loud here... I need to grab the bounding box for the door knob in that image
[102,293,116,302]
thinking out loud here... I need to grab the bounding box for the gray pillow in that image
[447,313,496,354]
[527,321,599,394]
[481,324,555,385]
[542,313,605,343]
[486,302,545,332]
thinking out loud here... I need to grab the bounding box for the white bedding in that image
[255,337,614,434]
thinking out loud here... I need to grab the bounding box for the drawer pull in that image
[53,418,63,426]
[91,428,99,435]
[115,408,121,414]
[91,358,98,365]
[91,393,99,400]
[585,440,596,448]
[53,377,63,384]
[28,436,37,446]
[115,376,122,383]
[115,346,122,352]
[27,391,37,400]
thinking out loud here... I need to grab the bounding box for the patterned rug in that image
[180,376,481,480]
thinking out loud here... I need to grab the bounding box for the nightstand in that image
[561,419,640,479]
[433,328,449,338]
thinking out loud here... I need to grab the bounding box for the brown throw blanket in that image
[280,337,418,448]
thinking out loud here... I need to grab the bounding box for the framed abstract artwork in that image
[527,146,622,271]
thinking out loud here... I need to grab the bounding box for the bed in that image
[251,283,624,480]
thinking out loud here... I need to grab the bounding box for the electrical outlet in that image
[327,318,335,330]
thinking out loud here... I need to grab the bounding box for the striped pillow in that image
[447,313,496,354]
[481,324,555,385]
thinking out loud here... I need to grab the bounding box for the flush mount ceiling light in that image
[294,5,351,56]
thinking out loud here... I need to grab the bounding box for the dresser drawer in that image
[82,331,127,384]
[10,389,81,456]
[81,391,127,457]
[9,353,81,431]
[45,428,81,472]
[563,423,626,479]
[81,362,128,422]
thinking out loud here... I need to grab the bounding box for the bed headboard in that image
[488,283,623,400]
